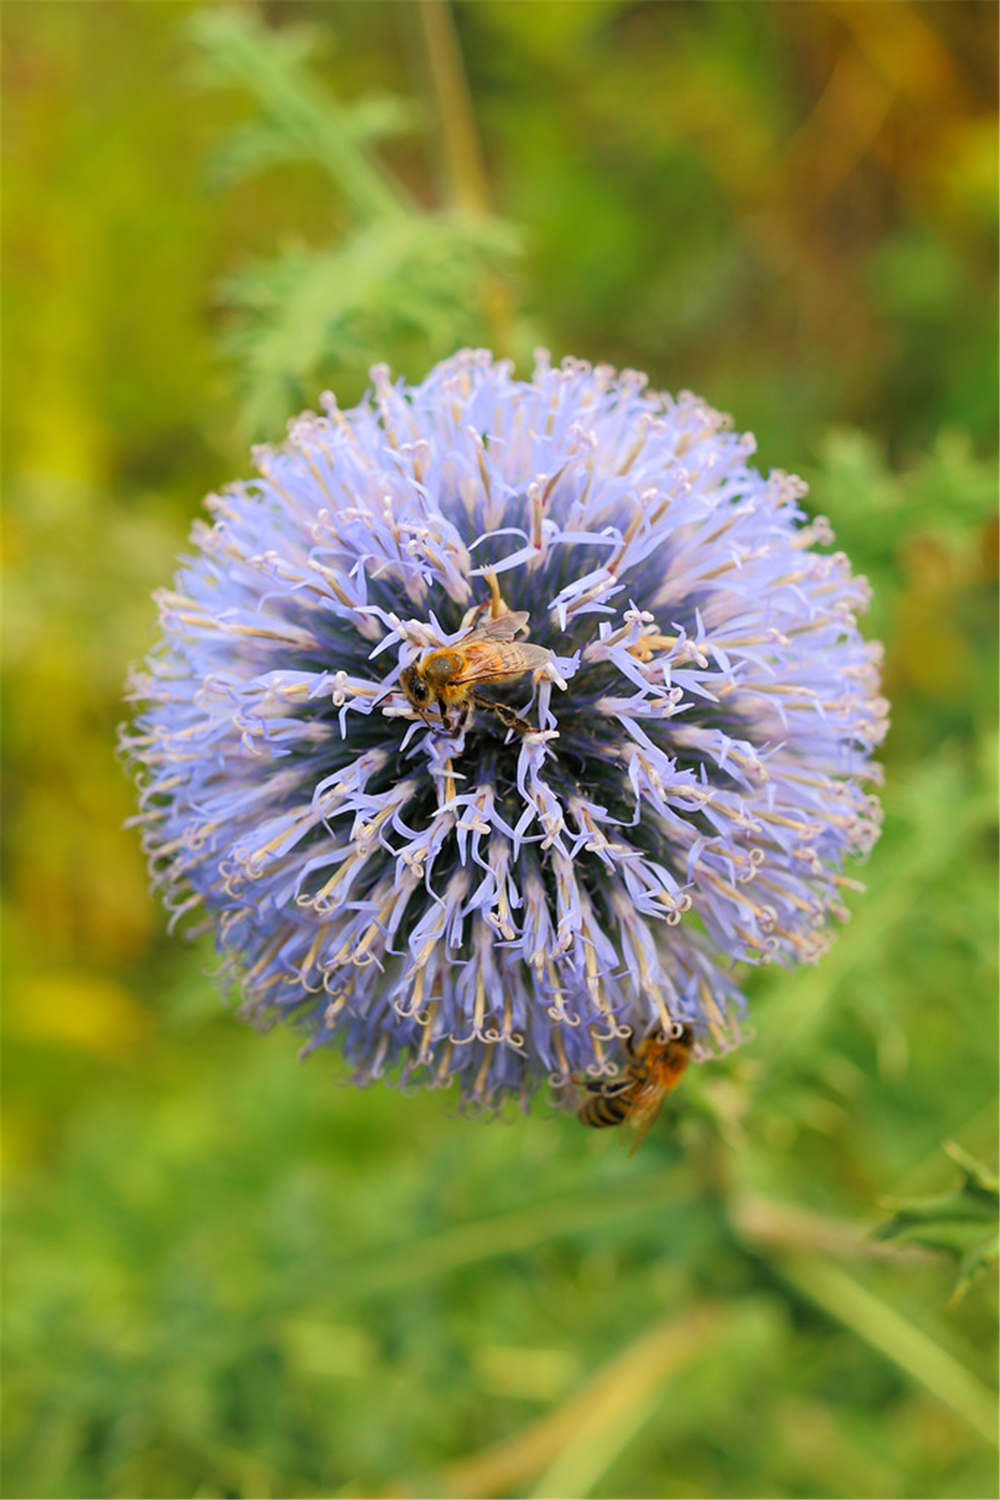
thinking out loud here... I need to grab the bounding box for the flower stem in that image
[415,0,515,352]
[415,0,491,216]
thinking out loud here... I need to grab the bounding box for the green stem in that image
[415,0,514,353]
[416,0,492,216]
[777,1254,997,1446]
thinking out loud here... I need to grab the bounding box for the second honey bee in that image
[398,608,552,734]
[576,1020,694,1154]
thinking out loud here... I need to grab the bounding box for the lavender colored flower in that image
[124,350,887,1110]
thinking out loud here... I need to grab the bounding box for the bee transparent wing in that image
[622,1080,668,1156]
[450,641,552,686]
[462,611,530,644]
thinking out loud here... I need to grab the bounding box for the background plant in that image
[3,3,996,1498]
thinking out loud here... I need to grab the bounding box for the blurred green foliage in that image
[189,7,520,437]
[875,1143,999,1306]
[2,3,996,1498]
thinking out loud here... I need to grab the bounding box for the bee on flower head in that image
[396,604,553,735]
[125,351,886,1113]
[576,1019,695,1153]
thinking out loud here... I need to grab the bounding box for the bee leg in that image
[475,694,534,735]
[455,700,473,732]
[435,696,453,734]
[494,704,532,734]
[460,600,490,632]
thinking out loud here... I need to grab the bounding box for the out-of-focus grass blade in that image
[776,1255,997,1446]
[441,1303,729,1499]
[341,1175,693,1299]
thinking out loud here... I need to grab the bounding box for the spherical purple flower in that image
[124,351,887,1110]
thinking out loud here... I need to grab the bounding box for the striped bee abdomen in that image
[576,1077,637,1129]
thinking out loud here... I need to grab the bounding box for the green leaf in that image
[219,215,521,436]
[189,5,521,433]
[874,1144,999,1304]
[189,6,407,223]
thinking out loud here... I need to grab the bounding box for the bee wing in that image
[622,1081,668,1157]
[450,641,552,685]
[462,611,530,644]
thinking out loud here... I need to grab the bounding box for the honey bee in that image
[576,1020,694,1154]
[398,608,552,734]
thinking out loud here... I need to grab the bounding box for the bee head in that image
[400,664,430,709]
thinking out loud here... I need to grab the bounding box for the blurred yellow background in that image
[3,4,997,1497]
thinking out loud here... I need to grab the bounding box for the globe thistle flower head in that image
[124,350,887,1111]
